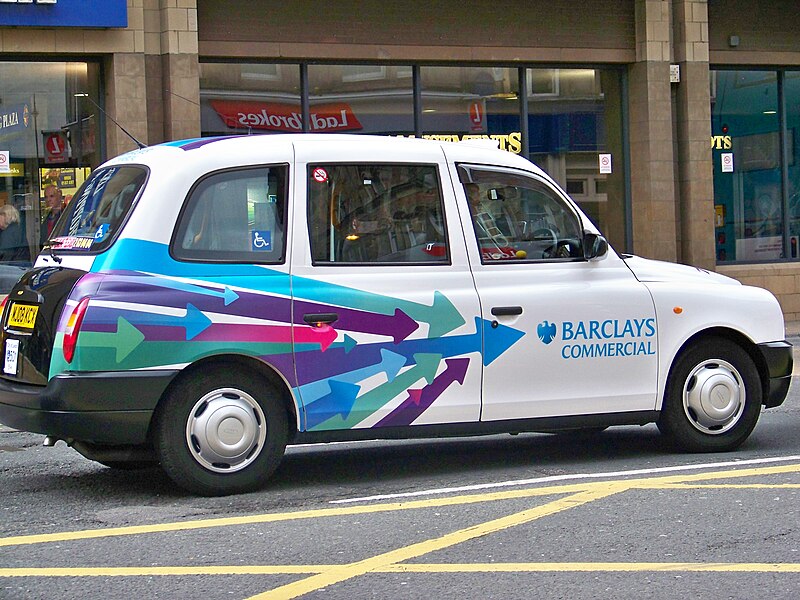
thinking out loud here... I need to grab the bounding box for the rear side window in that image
[49,166,147,253]
[172,165,288,263]
[307,163,449,264]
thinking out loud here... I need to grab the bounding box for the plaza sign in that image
[0,0,126,27]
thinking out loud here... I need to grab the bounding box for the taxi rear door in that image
[289,139,488,433]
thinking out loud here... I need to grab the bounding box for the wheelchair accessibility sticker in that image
[251,230,272,251]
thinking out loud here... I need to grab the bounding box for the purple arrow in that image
[293,300,418,344]
[375,358,470,427]
[95,274,418,343]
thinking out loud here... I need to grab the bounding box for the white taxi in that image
[0,134,792,495]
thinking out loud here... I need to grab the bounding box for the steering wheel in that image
[543,239,579,259]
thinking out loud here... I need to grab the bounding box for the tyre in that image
[154,365,288,496]
[657,337,762,452]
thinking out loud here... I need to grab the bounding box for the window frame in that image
[457,163,587,265]
[306,161,452,267]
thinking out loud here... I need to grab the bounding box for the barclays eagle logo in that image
[537,320,557,344]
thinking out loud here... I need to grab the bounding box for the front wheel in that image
[657,337,762,452]
[154,365,288,496]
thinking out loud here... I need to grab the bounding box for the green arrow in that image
[78,317,145,364]
[312,353,442,430]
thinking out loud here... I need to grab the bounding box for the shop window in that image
[307,164,448,265]
[420,66,521,154]
[711,70,782,263]
[200,62,302,136]
[341,65,387,82]
[526,67,626,252]
[0,60,102,284]
[307,64,414,135]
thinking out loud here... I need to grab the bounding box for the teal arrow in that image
[292,278,465,338]
[79,317,145,363]
[311,353,442,430]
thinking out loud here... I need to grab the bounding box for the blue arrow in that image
[294,317,525,387]
[304,380,361,429]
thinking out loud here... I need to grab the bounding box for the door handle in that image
[303,313,339,326]
[490,306,523,317]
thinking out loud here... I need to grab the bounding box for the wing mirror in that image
[583,231,608,261]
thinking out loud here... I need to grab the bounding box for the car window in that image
[49,165,147,253]
[172,165,288,263]
[458,165,584,263]
[307,163,449,264]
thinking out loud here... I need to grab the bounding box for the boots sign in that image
[211,100,363,133]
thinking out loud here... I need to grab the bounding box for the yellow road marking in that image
[2,462,800,549]
[3,562,800,578]
[246,484,626,599]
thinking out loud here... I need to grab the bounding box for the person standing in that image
[0,204,28,262]
[41,184,64,244]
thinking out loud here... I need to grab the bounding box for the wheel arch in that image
[665,326,769,407]
[147,353,300,443]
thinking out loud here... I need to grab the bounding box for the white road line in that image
[330,454,800,504]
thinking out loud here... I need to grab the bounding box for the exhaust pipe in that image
[43,435,61,447]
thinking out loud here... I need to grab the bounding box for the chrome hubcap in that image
[185,388,266,473]
[683,359,745,435]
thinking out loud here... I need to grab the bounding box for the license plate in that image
[7,303,39,330]
[4,339,18,375]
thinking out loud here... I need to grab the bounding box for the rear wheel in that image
[154,365,288,496]
[657,337,762,452]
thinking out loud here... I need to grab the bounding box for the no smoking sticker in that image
[312,168,329,183]
[721,153,734,173]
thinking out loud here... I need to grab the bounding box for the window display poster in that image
[39,167,91,205]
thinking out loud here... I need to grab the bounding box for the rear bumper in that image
[0,369,179,444]
[758,341,793,408]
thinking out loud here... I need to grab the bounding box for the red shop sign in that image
[210,100,363,133]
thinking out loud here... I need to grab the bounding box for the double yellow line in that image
[2,463,800,599]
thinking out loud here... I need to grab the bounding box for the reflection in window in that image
[307,164,448,264]
[307,65,414,135]
[200,63,301,136]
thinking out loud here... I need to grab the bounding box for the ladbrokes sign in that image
[210,100,363,133]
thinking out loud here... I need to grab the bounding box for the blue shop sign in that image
[0,104,31,134]
[0,0,127,28]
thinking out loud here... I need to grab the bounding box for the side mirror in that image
[583,231,608,261]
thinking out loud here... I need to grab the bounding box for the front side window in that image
[173,166,288,263]
[49,165,147,253]
[308,164,448,264]
[459,165,584,263]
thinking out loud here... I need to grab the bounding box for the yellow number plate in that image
[7,303,39,330]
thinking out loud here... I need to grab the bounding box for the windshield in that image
[48,165,147,253]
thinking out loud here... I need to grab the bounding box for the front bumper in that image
[0,369,179,444]
[758,341,793,408]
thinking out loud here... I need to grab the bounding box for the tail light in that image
[63,296,90,364]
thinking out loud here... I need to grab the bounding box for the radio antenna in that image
[74,93,147,149]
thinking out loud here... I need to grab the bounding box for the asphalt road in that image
[2,372,800,599]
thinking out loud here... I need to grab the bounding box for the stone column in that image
[629,0,678,261]
[672,0,716,269]
[159,0,200,142]
[143,0,200,144]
